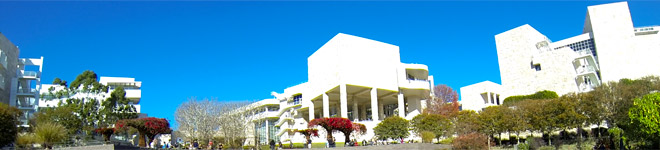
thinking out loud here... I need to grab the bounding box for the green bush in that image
[527,136,546,150]
[439,137,454,144]
[517,143,530,150]
[503,90,558,105]
[539,146,555,150]
[421,131,435,143]
[0,103,21,148]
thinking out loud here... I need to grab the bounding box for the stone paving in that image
[311,143,452,150]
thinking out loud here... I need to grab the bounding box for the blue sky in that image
[1,1,658,128]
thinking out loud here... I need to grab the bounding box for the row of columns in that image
[308,84,406,121]
[485,92,500,105]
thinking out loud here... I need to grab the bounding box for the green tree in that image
[545,96,585,146]
[100,86,138,126]
[629,93,660,149]
[373,116,409,141]
[52,77,67,87]
[411,113,451,142]
[34,122,68,149]
[31,106,83,135]
[0,103,21,147]
[69,70,107,93]
[509,104,530,144]
[478,106,506,147]
[454,110,481,135]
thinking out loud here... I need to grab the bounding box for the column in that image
[340,84,348,118]
[360,105,367,121]
[265,120,269,142]
[486,92,491,104]
[398,93,405,117]
[309,101,315,120]
[490,93,495,104]
[370,88,379,121]
[323,93,329,118]
[378,101,384,119]
[352,99,359,121]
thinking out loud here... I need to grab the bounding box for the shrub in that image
[517,143,530,150]
[421,131,435,143]
[439,137,454,144]
[34,122,68,149]
[452,133,490,150]
[503,90,558,105]
[539,146,555,150]
[527,136,546,150]
[16,132,39,148]
[0,103,21,147]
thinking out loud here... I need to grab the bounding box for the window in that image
[534,64,541,71]
[293,94,302,105]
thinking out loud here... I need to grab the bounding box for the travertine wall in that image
[495,25,578,97]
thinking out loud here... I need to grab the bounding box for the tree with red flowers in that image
[308,118,354,144]
[297,128,319,144]
[94,127,115,142]
[116,117,172,148]
[349,123,367,142]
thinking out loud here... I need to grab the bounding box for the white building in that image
[40,76,143,115]
[237,33,434,146]
[1,32,45,127]
[460,1,660,111]
[10,57,44,127]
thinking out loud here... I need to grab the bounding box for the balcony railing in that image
[400,79,431,89]
[16,97,36,108]
[576,49,594,57]
[20,71,38,78]
[18,88,37,94]
[576,66,597,75]
[579,83,596,92]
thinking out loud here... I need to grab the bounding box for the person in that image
[193,140,199,150]
[329,137,336,147]
[269,140,276,150]
[208,140,214,150]
[219,143,224,150]
[289,141,293,149]
[307,138,312,149]
[278,141,283,150]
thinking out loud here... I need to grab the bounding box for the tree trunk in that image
[516,132,520,144]
[147,134,156,148]
[138,131,146,147]
[577,128,583,149]
[344,132,350,146]
[487,136,491,150]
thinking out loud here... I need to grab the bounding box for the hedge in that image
[503,90,558,105]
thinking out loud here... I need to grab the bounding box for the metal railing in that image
[21,71,37,77]
[16,97,36,108]
[579,83,596,92]
[576,65,597,74]
[576,49,593,56]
